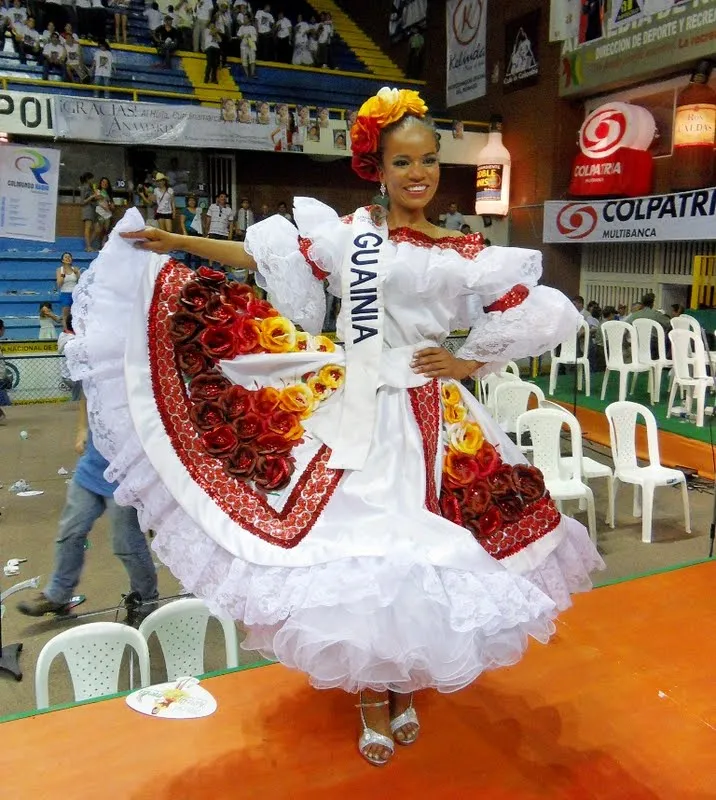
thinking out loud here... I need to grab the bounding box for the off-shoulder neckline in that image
[387,227,485,254]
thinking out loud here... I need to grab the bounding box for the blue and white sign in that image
[0,144,60,242]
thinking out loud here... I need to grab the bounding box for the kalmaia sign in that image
[543,188,716,243]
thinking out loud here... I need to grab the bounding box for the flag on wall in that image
[446,0,487,107]
[549,0,580,41]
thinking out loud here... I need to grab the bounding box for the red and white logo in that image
[556,203,598,240]
[579,102,655,159]
[452,0,483,46]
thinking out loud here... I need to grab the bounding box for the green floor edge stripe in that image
[0,657,273,724]
[594,556,713,589]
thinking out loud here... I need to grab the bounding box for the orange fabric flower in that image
[307,373,332,401]
[319,364,345,390]
[444,403,467,425]
[441,383,462,406]
[350,87,428,159]
[259,316,297,353]
[447,421,484,456]
[313,335,336,353]
[279,384,316,419]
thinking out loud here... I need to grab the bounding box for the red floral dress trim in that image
[484,284,530,314]
[387,228,485,259]
[298,236,329,281]
[148,260,343,549]
[407,382,441,515]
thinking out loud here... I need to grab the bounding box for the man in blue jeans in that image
[17,395,158,619]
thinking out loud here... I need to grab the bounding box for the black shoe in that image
[17,593,68,617]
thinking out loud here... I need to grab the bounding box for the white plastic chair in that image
[492,381,545,435]
[503,361,521,378]
[667,329,713,427]
[670,314,701,336]
[35,622,150,709]
[477,370,520,412]
[538,400,615,527]
[138,598,239,681]
[605,401,691,543]
[549,318,591,397]
[632,318,672,404]
[601,320,652,402]
[516,408,597,542]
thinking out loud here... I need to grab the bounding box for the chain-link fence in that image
[0,351,77,405]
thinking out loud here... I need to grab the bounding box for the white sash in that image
[326,206,387,470]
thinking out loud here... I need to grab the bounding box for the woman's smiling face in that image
[379,121,439,212]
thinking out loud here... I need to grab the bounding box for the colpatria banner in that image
[543,187,716,242]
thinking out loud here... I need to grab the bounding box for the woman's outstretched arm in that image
[121,227,257,271]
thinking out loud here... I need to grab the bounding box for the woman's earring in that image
[380,182,386,197]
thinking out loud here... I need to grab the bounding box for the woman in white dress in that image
[237,13,257,78]
[67,88,603,768]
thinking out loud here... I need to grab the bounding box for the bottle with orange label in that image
[475,115,511,216]
[670,59,715,192]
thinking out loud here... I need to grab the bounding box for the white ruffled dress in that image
[67,199,604,694]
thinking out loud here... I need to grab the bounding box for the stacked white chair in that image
[538,400,615,527]
[516,408,597,543]
[601,320,652,402]
[138,598,239,681]
[631,318,672,404]
[35,622,150,709]
[667,329,713,427]
[492,381,545,436]
[548,318,591,397]
[477,370,520,413]
[605,401,691,543]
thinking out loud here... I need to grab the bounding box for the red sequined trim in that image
[148,260,343,549]
[484,284,530,314]
[297,236,329,281]
[479,496,562,560]
[388,229,485,259]
[407,382,441,515]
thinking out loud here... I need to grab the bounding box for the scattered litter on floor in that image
[8,480,31,493]
[57,467,68,475]
[16,490,44,497]
[3,558,27,576]
[19,430,29,440]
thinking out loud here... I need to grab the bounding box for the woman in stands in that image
[38,302,61,340]
[150,172,176,233]
[78,172,98,251]
[93,176,115,246]
[56,251,81,326]
[69,88,603,767]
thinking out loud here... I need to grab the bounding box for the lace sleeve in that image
[244,216,326,335]
[456,286,581,377]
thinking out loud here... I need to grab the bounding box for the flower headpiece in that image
[350,87,429,182]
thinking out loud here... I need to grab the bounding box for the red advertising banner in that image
[569,147,654,197]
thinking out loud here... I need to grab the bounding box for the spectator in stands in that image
[150,172,176,232]
[0,320,9,425]
[41,28,65,79]
[153,14,180,67]
[63,23,89,82]
[40,20,56,45]
[202,21,221,83]
[256,202,270,221]
[88,0,107,42]
[110,0,130,44]
[58,313,81,401]
[316,11,333,68]
[172,0,193,50]
[277,200,293,223]
[7,0,27,30]
[206,190,234,241]
[602,306,617,323]
[626,292,671,331]
[273,9,291,63]
[93,175,115,244]
[92,39,113,97]
[406,26,424,78]
[166,157,189,195]
[12,15,42,65]
[17,394,158,620]
[178,193,203,268]
[213,1,232,69]
[616,303,627,319]
[78,172,98,250]
[0,3,10,45]
[144,0,162,36]
[254,2,273,60]
[459,223,472,235]
[192,0,213,53]
[57,252,81,325]
[572,295,599,329]
[237,10,257,77]
[233,0,248,27]
[74,0,91,38]
[306,26,318,65]
[443,201,464,231]
[292,12,312,65]
[235,197,254,241]
[38,301,61,340]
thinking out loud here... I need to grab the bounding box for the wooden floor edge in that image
[554,402,716,479]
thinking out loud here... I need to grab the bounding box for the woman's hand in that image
[411,347,483,380]
[121,227,181,253]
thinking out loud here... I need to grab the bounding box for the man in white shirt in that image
[254,2,273,61]
[191,0,212,52]
[274,9,291,63]
[42,29,66,78]
[316,11,333,68]
[7,0,27,28]
[206,191,235,240]
[235,197,254,241]
[12,15,41,64]
[443,202,464,231]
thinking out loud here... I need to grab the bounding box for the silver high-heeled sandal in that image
[390,693,420,746]
[357,697,394,767]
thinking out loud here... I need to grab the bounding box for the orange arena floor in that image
[2,562,715,799]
